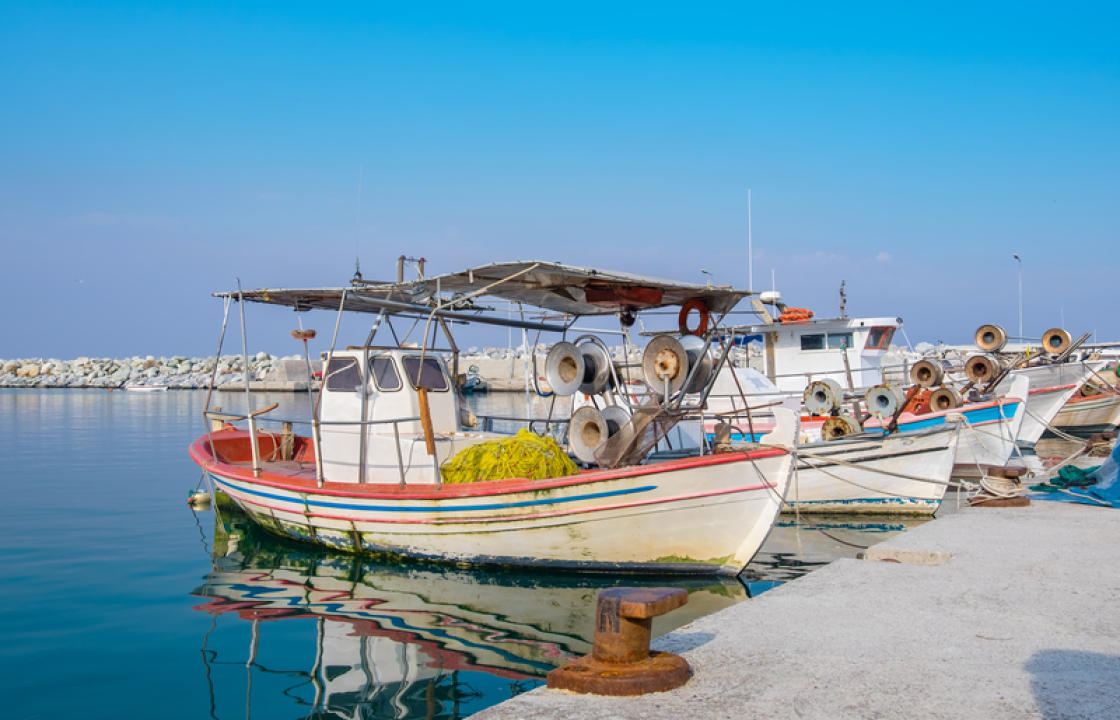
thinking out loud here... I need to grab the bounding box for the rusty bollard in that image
[546,587,691,696]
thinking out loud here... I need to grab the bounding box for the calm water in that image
[1,389,932,719]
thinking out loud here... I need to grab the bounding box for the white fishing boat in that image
[1052,391,1120,436]
[993,364,1094,446]
[189,261,797,576]
[785,423,960,515]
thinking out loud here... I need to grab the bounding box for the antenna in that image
[839,280,847,318]
[355,163,364,270]
[747,189,753,291]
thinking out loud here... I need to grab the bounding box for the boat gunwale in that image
[189,430,788,500]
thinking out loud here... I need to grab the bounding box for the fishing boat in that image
[784,423,960,514]
[189,261,797,576]
[1052,390,1120,436]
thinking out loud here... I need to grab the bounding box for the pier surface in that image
[473,501,1120,719]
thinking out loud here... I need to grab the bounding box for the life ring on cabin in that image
[678,299,710,336]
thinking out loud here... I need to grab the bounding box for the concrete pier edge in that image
[472,501,1120,719]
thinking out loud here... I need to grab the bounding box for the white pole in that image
[747,188,753,291]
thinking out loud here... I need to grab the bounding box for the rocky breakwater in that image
[0,354,316,390]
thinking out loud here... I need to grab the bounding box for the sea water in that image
[0,389,930,719]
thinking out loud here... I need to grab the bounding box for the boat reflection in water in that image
[192,497,748,718]
[191,497,931,719]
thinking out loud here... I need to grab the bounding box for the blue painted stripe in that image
[893,401,1019,432]
[211,473,657,513]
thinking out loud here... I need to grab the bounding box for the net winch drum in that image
[963,354,999,384]
[909,359,944,388]
[803,378,843,415]
[864,383,904,421]
[600,404,631,437]
[642,335,690,396]
[1041,328,1072,356]
[545,342,585,396]
[974,324,1008,353]
[576,341,614,395]
[1079,382,1101,398]
[821,413,862,441]
[678,334,715,394]
[568,405,629,464]
[928,386,964,412]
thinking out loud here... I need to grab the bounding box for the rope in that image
[760,442,951,486]
[792,452,947,500]
[1023,406,1083,443]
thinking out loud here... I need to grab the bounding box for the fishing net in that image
[440,429,578,484]
[1029,464,1101,493]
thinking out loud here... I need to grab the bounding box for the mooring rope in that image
[760,442,951,486]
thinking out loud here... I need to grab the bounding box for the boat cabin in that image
[318,348,486,485]
[736,316,901,394]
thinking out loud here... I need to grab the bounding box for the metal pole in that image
[235,281,261,477]
[313,289,348,486]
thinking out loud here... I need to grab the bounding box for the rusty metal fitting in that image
[970,495,1031,507]
[546,587,691,696]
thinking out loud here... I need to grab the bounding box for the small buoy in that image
[188,490,211,507]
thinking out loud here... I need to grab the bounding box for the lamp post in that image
[1012,253,1023,340]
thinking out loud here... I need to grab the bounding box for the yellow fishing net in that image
[440,429,578,484]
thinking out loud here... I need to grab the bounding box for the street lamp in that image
[1012,254,1023,340]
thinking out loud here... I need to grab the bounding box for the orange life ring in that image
[678,299,710,336]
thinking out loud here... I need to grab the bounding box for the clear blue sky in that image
[2,1,1117,358]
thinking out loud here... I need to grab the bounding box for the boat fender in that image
[678,299,710,336]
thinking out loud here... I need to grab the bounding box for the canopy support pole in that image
[313,289,348,486]
[236,281,261,477]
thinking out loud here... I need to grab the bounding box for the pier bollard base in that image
[970,495,1031,507]
[547,650,691,695]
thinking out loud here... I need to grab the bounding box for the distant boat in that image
[124,385,167,392]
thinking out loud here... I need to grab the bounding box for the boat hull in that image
[994,364,1094,446]
[190,412,797,576]
[786,425,959,515]
[1051,393,1120,436]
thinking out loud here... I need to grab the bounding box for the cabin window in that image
[864,326,895,350]
[401,356,449,391]
[369,356,402,391]
[325,357,361,392]
[827,332,853,350]
[800,334,825,350]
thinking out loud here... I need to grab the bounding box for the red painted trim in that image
[1063,392,1120,406]
[218,479,778,525]
[1028,384,1077,395]
[191,433,786,499]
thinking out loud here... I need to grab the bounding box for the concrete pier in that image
[473,501,1120,719]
